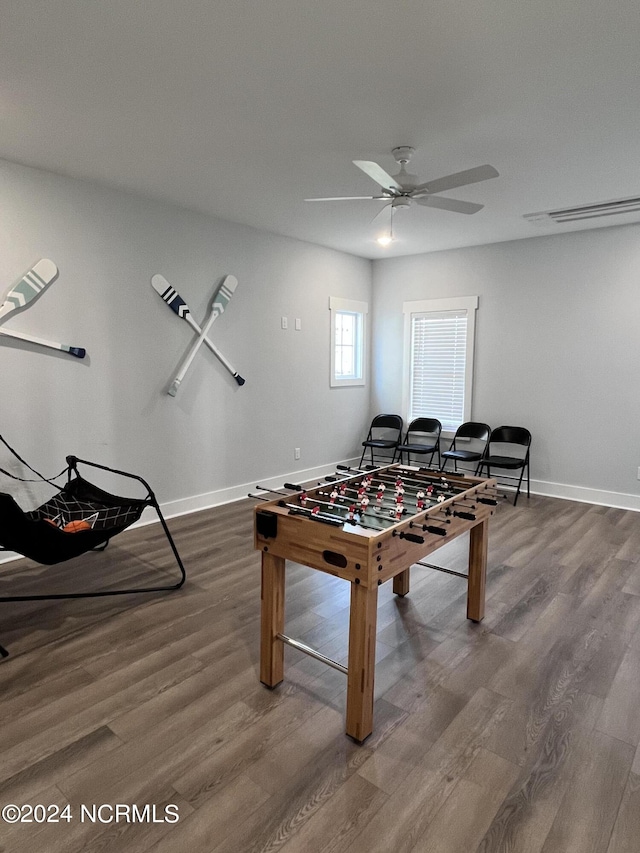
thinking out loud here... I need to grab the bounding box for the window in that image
[403,296,478,433]
[330,297,367,387]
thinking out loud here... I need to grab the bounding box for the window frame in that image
[402,295,478,436]
[329,296,368,388]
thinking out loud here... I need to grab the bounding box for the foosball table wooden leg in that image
[345,582,379,743]
[467,519,488,622]
[260,551,285,687]
[393,568,411,597]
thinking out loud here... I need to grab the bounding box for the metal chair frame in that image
[359,414,403,468]
[477,426,531,505]
[441,421,491,476]
[397,417,442,468]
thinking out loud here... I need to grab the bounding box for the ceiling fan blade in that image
[370,202,393,223]
[304,195,389,201]
[353,160,402,193]
[417,196,484,215]
[414,164,499,196]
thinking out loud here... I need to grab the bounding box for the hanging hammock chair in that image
[0,436,186,659]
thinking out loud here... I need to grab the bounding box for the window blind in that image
[410,309,468,432]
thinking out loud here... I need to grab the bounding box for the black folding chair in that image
[397,418,442,468]
[359,414,403,467]
[441,421,491,475]
[477,426,531,505]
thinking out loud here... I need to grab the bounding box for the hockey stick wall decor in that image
[0,260,87,359]
[151,273,245,393]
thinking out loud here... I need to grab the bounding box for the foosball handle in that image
[392,530,425,544]
[424,525,447,536]
[453,510,476,521]
[284,483,303,491]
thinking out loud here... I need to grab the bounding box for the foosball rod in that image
[253,485,297,497]
[336,462,441,479]
[362,469,468,497]
[275,499,387,532]
[322,490,462,536]
[315,483,472,524]
[277,480,423,529]
[334,464,467,493]
[313,486,439,527]
[254,483,465,538]
[337,464,461,488]
[313,478,479,525]
[291,492,385,526]
[335,464,501,505]
[319,479,443,508]
[328,468,469,500]
[275,494,452,540]
[369,471,500,507]
[373,464,500,496]
[251,483,412,519]
[323,476,479,510]
[286,476,448,515]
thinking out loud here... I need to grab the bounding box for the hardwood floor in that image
[1,492,639,852]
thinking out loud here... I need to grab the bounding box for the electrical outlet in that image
[294,448,301,460]
[281,316,288,329]
[295,318,302,331]
[637,466,640,480]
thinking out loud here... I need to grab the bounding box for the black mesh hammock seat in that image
[0,435,186,659]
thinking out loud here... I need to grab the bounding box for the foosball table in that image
[253,463,498,742]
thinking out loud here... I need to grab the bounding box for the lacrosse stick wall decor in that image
[0,260,86,358]
[152,273,245,393]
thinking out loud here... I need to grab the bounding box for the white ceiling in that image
[2,1,640,259]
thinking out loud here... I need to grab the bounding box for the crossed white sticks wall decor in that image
[0,260,86,358]
[151,273,245,395]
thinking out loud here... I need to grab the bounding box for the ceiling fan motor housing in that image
[392,197,412,209]
[392,146,415,164]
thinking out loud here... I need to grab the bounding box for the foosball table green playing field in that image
[253,463,499,742]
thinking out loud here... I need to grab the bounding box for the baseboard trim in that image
[158,457,358,520]
[0,457,358,565]
[2,463,637,566]
[529,478,640,512]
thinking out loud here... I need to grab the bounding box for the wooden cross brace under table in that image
[254,464,498,743]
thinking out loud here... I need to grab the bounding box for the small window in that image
[330,297,367,387]
[403,296,478,433]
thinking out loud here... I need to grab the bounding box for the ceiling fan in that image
[305,147,499,225]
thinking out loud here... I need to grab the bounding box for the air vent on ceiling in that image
[524,195,640,225]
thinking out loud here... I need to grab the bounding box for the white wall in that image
[4,155,638,517]
[372,225,640,508]
[0,159,372,514]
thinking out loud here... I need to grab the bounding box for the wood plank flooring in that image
[0,492,639,852]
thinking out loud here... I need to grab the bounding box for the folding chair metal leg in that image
[513,457,530,505]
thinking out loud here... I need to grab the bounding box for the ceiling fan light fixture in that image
[391,197,411,210]
[376,234,394,247]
